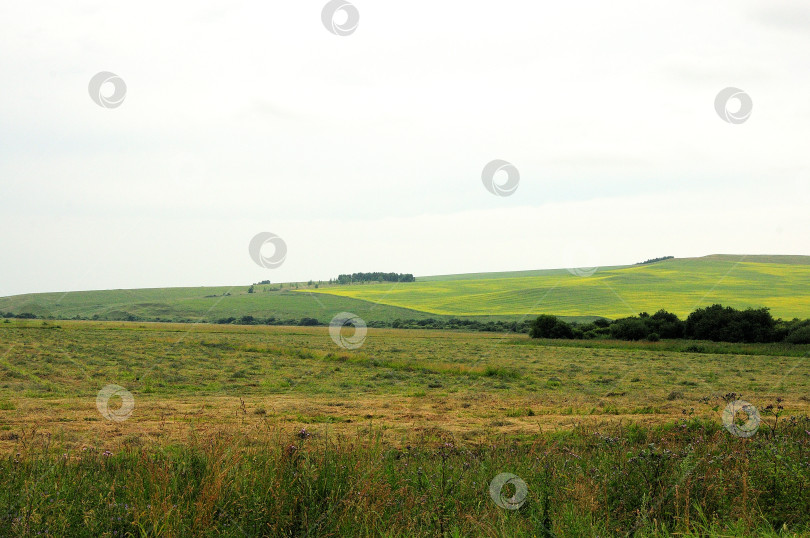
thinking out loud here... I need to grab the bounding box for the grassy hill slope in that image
[309,255,810,319]
[0,286,442,324]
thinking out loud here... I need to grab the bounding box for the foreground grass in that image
[2,418,810,537]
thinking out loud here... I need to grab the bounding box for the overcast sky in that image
[1,0,809,296]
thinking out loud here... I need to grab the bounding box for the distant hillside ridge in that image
[311,255,810,319]
[1,254,809,322]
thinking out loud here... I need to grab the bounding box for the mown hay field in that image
[1,319,809,452]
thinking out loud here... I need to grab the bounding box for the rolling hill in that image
[311,255,810,319]
[1,255,809,323]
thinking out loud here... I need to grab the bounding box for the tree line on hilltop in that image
[332,272,415,284]
[635,256,674,265]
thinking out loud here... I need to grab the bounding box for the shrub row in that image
[0,311,533,334]
[531,304,810,344]
[6,303,810,343]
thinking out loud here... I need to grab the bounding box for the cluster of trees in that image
[684,305,777,343]
[531,304,810,344]
[333,272,415,284]
[636,256,674,265]
[609,310,685,341]
[0,311,37,319]
[530,315,608,339]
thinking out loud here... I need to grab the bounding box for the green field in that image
[0,286,441,324]
[2,255,810,325]
[312,255,810,319]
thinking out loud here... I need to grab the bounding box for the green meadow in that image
[0,286,437,325]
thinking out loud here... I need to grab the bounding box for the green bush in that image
[529,315,575,339]
[685,304,778,343]
[610,318,648,340]
[785,325,810,344]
